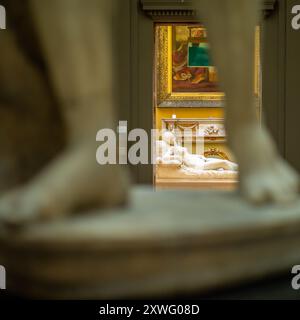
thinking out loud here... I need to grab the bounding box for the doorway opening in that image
[153,23,261,190]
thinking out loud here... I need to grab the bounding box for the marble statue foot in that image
[234,124,299,204]
[242,150,299,205]
[241,158,299,204]
[0,146,128,228]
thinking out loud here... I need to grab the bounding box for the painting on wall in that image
[155,24,224,108]
[172,25,218,93]
[155,24,261,108]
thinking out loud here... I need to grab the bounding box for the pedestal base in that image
[1,187,300,299]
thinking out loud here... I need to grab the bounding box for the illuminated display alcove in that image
[154,24,261,190]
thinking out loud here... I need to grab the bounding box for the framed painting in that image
[155,24,261,108]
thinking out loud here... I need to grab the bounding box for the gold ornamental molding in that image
[161,118,227,143]
[204,148,229,161]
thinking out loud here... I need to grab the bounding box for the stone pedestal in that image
[1,187,300,299]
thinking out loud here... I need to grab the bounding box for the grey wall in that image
[116,0,154,184]
[285,0,300,173]
[263,0,300,173]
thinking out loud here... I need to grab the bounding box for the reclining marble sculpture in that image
[156,130,238,176]
[0,0,298,228]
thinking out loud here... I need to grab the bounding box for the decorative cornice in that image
[263,0,277,18]
[140,0,196,21]
[141,0,277,21]
[264,0,277,11]
[141,0,194,12]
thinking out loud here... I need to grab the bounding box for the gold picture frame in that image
[155,24,261,108]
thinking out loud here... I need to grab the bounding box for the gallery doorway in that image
[153,23,261,190]
[126,0,296,186]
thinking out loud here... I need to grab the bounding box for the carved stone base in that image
[0,186,300,299]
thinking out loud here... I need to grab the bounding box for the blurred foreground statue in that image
[0,0,129,226]
[192,0,299,203]
[0,0,300,300]
[0,0,298,228]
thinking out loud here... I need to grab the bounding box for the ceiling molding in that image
[140,0,277,21]
[263,0,277,17]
